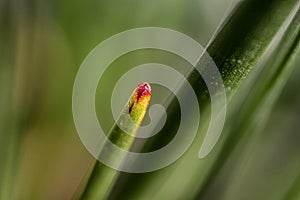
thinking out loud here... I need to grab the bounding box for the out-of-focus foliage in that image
[0,0,299,199]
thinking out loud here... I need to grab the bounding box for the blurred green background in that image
[1,0,300,199]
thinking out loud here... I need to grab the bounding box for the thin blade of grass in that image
[80,83,151,199]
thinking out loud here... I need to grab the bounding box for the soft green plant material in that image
[198,5,300,199]
[81,83,151,199]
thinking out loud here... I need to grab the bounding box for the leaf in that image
[81,83,151,199]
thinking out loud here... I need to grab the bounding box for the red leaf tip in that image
[136,82,151,102]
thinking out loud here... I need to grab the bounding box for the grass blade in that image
[81,83,151,199]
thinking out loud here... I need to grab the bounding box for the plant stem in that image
[81,83,151,200]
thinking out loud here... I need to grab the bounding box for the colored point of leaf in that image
[127,82,151,127]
